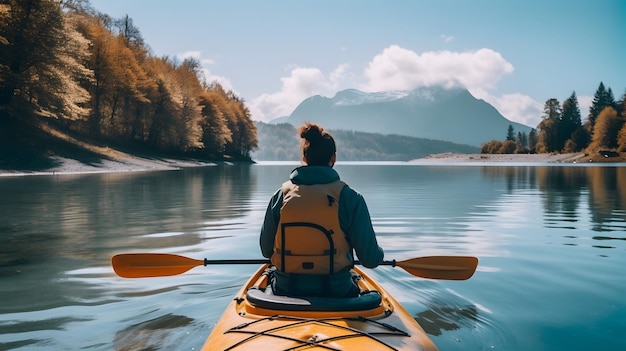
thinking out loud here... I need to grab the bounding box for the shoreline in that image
[0,153,221,177]
[410,152,591,164]
[2,152,624,177]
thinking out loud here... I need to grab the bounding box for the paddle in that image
[112,253,478,280]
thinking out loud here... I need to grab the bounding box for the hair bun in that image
[300,123,324,142]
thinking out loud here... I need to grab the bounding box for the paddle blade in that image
[111,253,205,278]
[395,256,478,280]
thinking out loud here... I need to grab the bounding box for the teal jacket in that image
[260,165,384,297]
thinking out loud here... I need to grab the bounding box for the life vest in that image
[272,180,352,275]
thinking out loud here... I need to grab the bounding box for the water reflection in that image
[481,166,626,244]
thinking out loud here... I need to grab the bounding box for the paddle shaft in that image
[203,259,389,266]
[113,253,477,280]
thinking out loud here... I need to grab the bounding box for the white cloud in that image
[361,45,514,92]
[473,90,543,128]
[249,67,331,122]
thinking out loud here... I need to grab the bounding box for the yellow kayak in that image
[111,253,476,350]
[201,264,438,351]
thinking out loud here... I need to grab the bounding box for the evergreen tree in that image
[560,92,583,150]
[506,124,515,141]
[528,128,538,151]
[536,98,561,152]
[588,82,617,130]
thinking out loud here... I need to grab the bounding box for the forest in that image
[482,83,626,156]
[0,0,257,163]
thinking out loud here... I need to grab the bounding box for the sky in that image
[89,0,625,128]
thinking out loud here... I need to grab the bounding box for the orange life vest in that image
[272,180,352,275]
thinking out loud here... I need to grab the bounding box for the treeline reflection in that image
[481,165,626,235]
[0,166,256,277]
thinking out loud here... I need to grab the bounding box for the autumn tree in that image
[0,0,91,123]
[198,88,232,156]
[588,107,620,151]
[79,19,143,138]
[618,92,626,152]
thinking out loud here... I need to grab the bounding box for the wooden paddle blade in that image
[111,253,205,278]
[395,256,478,280]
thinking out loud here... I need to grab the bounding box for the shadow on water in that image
[114,314,194,351]
[415,304,480,336]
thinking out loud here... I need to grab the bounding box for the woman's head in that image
[298,123,336,166]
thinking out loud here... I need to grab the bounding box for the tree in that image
[536,98,561,152]
[499,140,516,154]
[617,123,626,152]
[506,124,515,141]
[588,107,620,151]
[198,90,232,155]
[570,127,591,153]
[480,140,502,154]
[0,0,92,122]
[560,92,584,150]
[587,82,617,131]
[528,128,538,151]
[516,131,527,147]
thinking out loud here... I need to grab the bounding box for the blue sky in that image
[89,0,625,128]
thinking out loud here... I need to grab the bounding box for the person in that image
[260,122,384,298]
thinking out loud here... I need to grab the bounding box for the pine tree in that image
[561,92,583,150]
[588,82,617,130]
[537,98,561,152]
[506,125,515,141]
[528,128,538,151]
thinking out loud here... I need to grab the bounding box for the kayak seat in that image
[246,287,382,312]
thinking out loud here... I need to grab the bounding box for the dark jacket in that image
[260,165,384,297]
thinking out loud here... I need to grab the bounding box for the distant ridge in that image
[277,86,532,146]
[252,122,478,161]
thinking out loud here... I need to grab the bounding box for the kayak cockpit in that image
[238,266,393,319]
[246,287,382,312]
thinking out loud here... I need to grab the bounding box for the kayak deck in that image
[202,264,438,351]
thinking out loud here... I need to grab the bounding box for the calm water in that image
[1,162,625,351]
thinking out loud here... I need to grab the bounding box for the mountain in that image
[280,87,532,146]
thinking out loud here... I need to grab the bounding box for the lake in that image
[1,162,625,350]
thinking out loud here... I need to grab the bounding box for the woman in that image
[260,122,384,297]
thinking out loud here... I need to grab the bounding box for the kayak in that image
[201,264,438,351]
[111,253,475,349]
